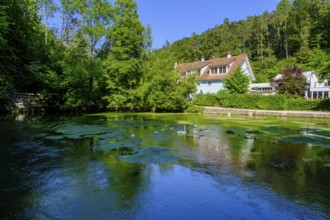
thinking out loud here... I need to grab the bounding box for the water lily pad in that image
[45,135,66,140]
[279,135,330,147]
[119,146,180,164]
[95,138,144,152]
[64,134,82,139]
[54,124,111,136]
[299,128,330,139]
[245,129,261,134]
[97,132,125,140]
[263,126,293,134]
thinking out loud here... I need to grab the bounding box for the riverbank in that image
[204,107,330,118]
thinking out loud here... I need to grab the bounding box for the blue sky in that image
[135,0,281,49]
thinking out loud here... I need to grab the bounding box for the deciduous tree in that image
[271,66,306,96]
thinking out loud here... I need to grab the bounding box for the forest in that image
[0,0,329,113]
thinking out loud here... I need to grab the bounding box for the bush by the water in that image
[287,98,330,111]
[185,105,204,113]
[192,94,217,106]
[192,90,330,111]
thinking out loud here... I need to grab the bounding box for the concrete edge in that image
[203,107,330,118]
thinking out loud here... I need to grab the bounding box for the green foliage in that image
[103,0,144,111]
[303,49,330,79]
[185,104,204,113]
[216,92,329,111]
[1,0,329,114]
[224,67,251,94]
[193,94,217,106]
[217,93,287,110]
[287,98,330,111]
[141,49,196,112]
[165,0,330,86]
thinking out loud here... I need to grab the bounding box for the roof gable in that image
[199,54,247,80]
[176,54,253,81]
[177,60,210,73]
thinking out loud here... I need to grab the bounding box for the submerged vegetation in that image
[1,113,330,218]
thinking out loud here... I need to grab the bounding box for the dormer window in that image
[186,70,197,77]
[210,66,227,75]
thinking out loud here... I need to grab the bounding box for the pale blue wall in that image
[197,80,225,94]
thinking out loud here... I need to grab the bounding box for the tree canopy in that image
[0,0,329,113]
[271,66,306,96]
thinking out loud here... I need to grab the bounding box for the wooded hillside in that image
[0,0,329,113]
[167,0,330,82]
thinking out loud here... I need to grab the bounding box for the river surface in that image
[1,113,330,219]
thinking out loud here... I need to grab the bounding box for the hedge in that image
[193,91,330,111]
[192,94,217,106]
[287,98,330,111]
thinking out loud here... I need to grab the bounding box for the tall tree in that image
[142,24,152,56]
[103,0,144,111]
[75,0,112,57]
[59,0,77,45]
[140,49,196,112]
[37,0,58,44]
[274,0,291,59]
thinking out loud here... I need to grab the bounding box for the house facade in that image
[177,53,255,94]
[249,71,330,99]
[297,71,329,99]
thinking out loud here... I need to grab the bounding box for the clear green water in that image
[1,113,330,219]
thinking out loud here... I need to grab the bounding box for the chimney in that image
[201,57,205,62]
[227,52,231,59]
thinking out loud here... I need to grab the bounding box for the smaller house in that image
[298,71,329,99]
[249,71,330,99]
[177,53,255,94]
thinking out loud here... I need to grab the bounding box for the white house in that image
[177,53,255,94]
[249,71,330,99]
[293,71,329,99]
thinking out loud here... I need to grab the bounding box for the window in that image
[211,68,217,75]
[219,67,226,74]
[210,66,227,75]
[186,70,195,76]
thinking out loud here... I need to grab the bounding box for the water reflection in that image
[0,114,330,219]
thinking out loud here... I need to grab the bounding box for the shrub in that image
[193,94,217,106]
[287,98,330,111]
[204,90,330,111]
[217,92,287,110]
[185,105,204,113]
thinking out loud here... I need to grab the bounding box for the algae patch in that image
[119,146,180,164]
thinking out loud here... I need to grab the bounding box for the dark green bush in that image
[287,98,330,111]
[193,94,217,106]
[215,91,329,111]
[185,105,204,113]
[217,92,287,110]
[317,99,330,111]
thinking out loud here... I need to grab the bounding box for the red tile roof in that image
[177,54,248,81]
[177,60,210,73]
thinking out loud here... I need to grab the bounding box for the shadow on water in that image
[1,113,330,219]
